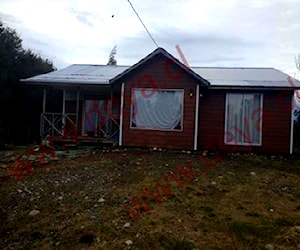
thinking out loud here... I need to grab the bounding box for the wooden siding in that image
[198,89,293,154]
[121,55,200,150]
[262,91,293,153]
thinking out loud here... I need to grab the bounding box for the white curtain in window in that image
[225,93,262,145]
[132,89,183,130]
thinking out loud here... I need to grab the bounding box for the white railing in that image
[40,113,77,138]
[40,112,119,140]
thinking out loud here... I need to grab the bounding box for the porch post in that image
[43,88,46,113]
[194,85,200,150]
[110,87,114,136]
[81,98,85,136]
[40,87,47,137]
[119,82,125,146]
[76,89,80,135]
[62,89,66,136]
[290,94,294,154]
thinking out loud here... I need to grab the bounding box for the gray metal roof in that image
[22,64,129,85]
[22,64,300,89]
[192,67,300,88]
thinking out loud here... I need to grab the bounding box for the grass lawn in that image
[1,148,300,249]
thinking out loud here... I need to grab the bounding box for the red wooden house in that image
[22,48,300,154]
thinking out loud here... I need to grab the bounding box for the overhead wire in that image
[126,0,159,48]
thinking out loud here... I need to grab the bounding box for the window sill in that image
[130,126,183,132]
[224,142,262,146]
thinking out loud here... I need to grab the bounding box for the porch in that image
[40,86,121,146]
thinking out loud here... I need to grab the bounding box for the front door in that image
[84,100,110,137]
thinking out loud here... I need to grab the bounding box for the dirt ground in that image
[1,147,300,249]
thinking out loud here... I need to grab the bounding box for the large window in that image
[131,88,184,131]
[225,93,263,145]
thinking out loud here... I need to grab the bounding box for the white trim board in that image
[119,82,125,146]
[290,96,294,154]
[194,85,200,150]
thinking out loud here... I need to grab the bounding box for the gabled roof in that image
[22,47,300,89]
[109,47,210,86]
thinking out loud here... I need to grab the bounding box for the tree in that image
[292,54,300,150]
[107,45,117,65]
[295,54,300,72]
[294,55,300,124]
[0,20,54,146]
[0,21,22,103]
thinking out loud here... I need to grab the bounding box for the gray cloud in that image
[66,8,103,27]
[116,28,259,67]
[0,0,299,76]
[0,12,22,24]
[154,28,260,50]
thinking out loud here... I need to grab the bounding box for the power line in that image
[126,0,159,48]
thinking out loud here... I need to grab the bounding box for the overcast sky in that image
[1,0,299,78]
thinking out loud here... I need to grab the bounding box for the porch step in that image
[48,136,117,147]
[78,137,117,146]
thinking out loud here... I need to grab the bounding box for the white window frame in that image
[224,93,263,146]
[130,88,184,132]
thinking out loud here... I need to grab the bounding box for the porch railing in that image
[40,112,119,140]
[40,112,77,138]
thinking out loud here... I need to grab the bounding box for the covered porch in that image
[40,84,121,146]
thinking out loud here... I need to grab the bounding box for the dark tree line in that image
[0,20,55,147]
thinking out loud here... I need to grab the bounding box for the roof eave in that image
[21,79,110,86]
[209,86,300,90]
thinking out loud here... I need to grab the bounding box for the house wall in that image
[121,55,200,150]
[198,89,293,154]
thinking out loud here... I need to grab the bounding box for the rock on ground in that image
[28,209,40,216]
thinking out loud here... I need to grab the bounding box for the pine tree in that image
[0,20,54,146]
[107,45,117,65]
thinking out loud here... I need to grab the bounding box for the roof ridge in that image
[109,47,210,86]
[70,64,130,67]
[67,64,276,70]
[191,66,275,69]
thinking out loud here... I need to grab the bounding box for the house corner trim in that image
[194,85,200,150]
[119,82,125,146]
[290,96,294,154]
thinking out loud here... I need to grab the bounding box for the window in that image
[131,88,184,131]
[225,93,263,145]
